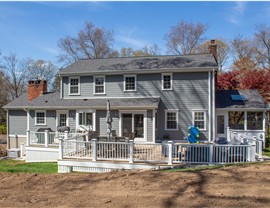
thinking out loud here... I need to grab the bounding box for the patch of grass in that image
[263,147,270,157]
[164,162,261,172]
[0,159,57,174]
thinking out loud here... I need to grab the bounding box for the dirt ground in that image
[0,162,270,207]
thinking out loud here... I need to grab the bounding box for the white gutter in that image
[208,71,211,141]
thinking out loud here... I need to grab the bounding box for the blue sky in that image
[0,1,270,66]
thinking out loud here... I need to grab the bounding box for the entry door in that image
[121,112,146,142]
[216,112,227,138]
[57,111,68,127]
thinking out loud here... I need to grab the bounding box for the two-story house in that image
[3,41,269,154]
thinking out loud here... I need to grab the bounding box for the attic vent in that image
[231,95,247,101]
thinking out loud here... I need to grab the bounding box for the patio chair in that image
[111,130,126,142]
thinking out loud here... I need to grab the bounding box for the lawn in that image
[0,159,57,173]
[263,147,270,157]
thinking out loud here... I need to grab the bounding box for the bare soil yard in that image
[0,162,270,207]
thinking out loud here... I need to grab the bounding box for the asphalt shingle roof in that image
[216,90,267,109]
[3,92,160,109]
[59,54,217,75]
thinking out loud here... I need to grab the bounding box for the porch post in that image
[247,145,251,162]
[209,143,213,164]
[64,130,69,140]
[129,140,134,164]
[59,138,63,159]
[257,139,263,161]
[251,144,256,162]
[167,141,173,165]
[44,130,49,147]
[26,130,30,146]
[92,139,97,161]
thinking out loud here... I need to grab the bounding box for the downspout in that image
[152,109,156,143]
[212,69,216,142]
[208,71,211,141]
[6,110,9,149]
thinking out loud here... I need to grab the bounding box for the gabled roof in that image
[58,54,217,75]
[216,90,268,109]
[3,92,160,109]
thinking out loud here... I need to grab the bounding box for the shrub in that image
[0,125,6,134]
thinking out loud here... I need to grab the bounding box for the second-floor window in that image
[162,73,172,90]
[124,75,137,91]
[69,77,80,95]
[94,76,105,94]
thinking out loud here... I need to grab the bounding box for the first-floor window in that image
[78,112,93,126]
[59,114,67,127]
[165,110,178,130]
[36,111,46,125]
[193,111,206,130]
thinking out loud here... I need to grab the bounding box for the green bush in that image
[0,125,6,134]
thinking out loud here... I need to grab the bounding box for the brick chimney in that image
[28,80,47,102]
[208,39,218,63]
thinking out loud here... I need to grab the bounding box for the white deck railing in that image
[59,138,259,165]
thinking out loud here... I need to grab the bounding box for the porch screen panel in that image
[229,111,244,130]
[134,114,144,138]
[247,112,263,130]
[79,112,92,125]
[122,114,132,137]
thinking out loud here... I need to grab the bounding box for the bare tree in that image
[27,59,58,90]
[231,34,257,69]
[0,71,8,123]
[0,53,28,99]
[165,20,208,55]
[119,44,161,57]
[254,24,270,69]
[198,39,231,72]
[58,22,114,65]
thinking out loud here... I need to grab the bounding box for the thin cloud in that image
[115,27,147,49]
[228,1,247,25]
[39,46,59,56]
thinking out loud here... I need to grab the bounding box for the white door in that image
[216,112,227,138]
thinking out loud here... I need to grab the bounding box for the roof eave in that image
[58,66,218,76]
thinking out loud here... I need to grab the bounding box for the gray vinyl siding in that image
[68,110,76,131]
[8,110,27,135]
[29,110,57,132]
[62,71,210,140]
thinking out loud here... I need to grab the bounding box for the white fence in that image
[59,139,260,165]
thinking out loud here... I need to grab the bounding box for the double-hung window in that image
[165,110,178,130]
[162,73,172,90]
[69,77,80,95]
[35,111,46,125]
[193,111,206,130]
[124,75,136,91]
[94,76,105,94]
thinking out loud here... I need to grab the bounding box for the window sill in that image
[165,128,178,131]
[94,93,106,96]
[68,93,81,96]
[124,90,137,92]
[35,124,47,126]
[162,89,173,91]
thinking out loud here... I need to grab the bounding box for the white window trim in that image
[192,110,207,131]
[124,75,137,92]
[93,76,106,95]
[68,77,80,95]
[165,109,178,130]
[35,110,46,126]
[76,110,96,131]
[162,73,173,91]
[56,110,69,128]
